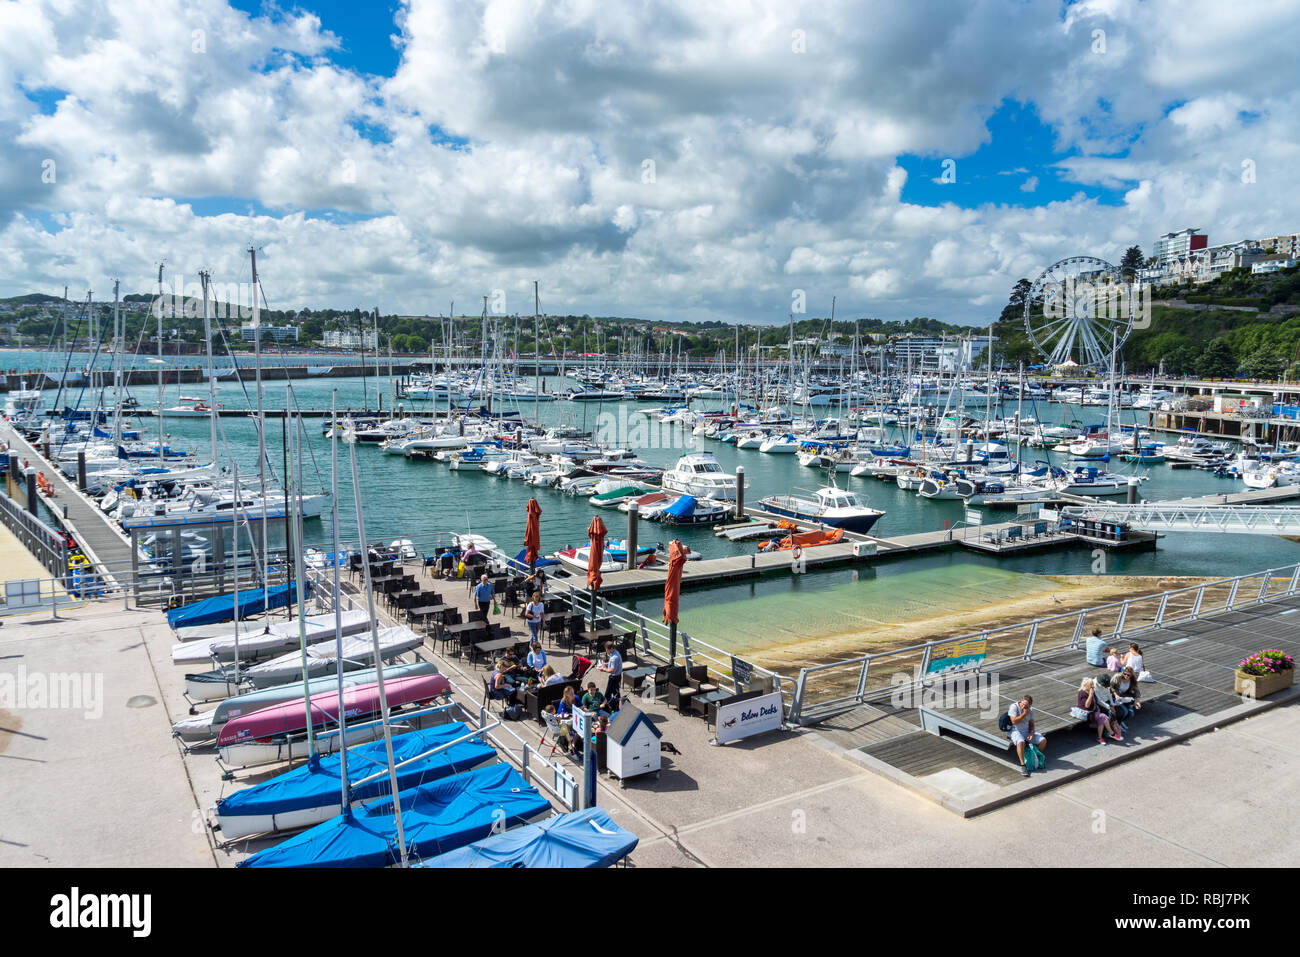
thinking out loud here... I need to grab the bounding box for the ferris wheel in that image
[1024,256,1135,369]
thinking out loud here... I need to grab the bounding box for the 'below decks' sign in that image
[715,691,783,744]
[925,637,988,676]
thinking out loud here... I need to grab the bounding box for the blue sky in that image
[896,101,1130,209]
[4,0,1298,325]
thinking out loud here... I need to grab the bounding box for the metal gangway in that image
[1059,502,1300,534]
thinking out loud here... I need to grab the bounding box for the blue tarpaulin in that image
[237,763,551,868]
[661,495,697,519]
[419,807,638,868]
[216,723,496,820]
[166,581,305,629]
[506,548,561,572]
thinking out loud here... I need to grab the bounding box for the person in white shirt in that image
[539,664,564,687]
[1123,642,1145,677]
[524,592,545,644]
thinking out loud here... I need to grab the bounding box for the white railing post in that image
[1258,574,1271,603]
[1289,564,1300,595]
[1024,621,1038,659]
[855,657,870,699]
[1226,578,1241,610]
[1191,585,1205,618]
[1113,601,1129,637]
[1154,594,1168,626]
[1070,611,1086,648]
[790,670,808,724]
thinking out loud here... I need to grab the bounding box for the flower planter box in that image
[1234,669,1295,699]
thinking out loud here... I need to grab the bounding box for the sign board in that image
[731,655,754,688]
[571,706,591,737]
[925,636,988,676]
[4,579,41,609]
[964,509,982,526]
[715,691,783,744]
[1038,508,1060,521]
[1016,503,1037,518]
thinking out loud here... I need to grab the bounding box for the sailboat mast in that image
[157,263,166,460]
[534,281,540,424]
[330,392,349,813]
[349,442,409,866]
[250,246,271,624]
[200,272,218,466]
[288,387,313,759]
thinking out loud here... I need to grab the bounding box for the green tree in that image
[1196,338,1237,378]
[1238,346,1283,380]
[1119,245,1144,279]
[999,279,1031,323]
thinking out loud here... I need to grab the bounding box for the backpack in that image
[504,704,525,721]
[997,712,1013,733]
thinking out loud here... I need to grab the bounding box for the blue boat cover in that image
[419,807,637,868]
[506,548,561,572]
[662,495,697,519]
[166,581,305,629]
[216,723,496,819]
[238,763,551,868]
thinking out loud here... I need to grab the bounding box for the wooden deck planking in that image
[860,732,1025,786]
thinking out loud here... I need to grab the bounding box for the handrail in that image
[788,560,1300,722]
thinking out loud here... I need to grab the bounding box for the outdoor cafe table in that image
[438,620,487,654]
[578,628,615,652]
[622,665,657,694]
[692,688,732,722]
[470,636,515,668]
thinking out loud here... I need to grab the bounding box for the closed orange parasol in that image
[662,539,687,625]
[524,498,542,568]
[585,515,607,592]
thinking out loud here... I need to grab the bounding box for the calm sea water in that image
[14,352,1299,651]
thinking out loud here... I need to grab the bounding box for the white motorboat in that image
[661,452,739,502]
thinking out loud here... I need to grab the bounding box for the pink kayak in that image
[216,673,452,747]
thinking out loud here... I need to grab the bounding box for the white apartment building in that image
[322,328,379,349]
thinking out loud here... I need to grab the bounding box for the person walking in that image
[473,574,494,621]
[524,590,545,644]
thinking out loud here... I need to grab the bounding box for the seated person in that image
[1085,628,1108,667]
[1105,646,1123,672]
[555,685,579,718]
[1078,677,1121,744]
[581,682,606,714]
[526,641,548,673]
[1112,667,1142,715]
[1006,695,1047,776]
[538,664,565,687]
[490,660,514,700]
[438,550,456,578]
[1094,672,1132,729]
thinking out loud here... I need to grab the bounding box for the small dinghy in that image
[238,763,551,868]
[214,722,497,841]
[172,662,438,744]
[217,673,452,767]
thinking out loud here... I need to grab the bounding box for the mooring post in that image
[626,501,638,570]
[735,465,745,519]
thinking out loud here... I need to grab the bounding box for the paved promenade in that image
[1,589,1295,868]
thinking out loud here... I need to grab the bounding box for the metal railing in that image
[0,489,70,581]
[786,561,1300,724]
